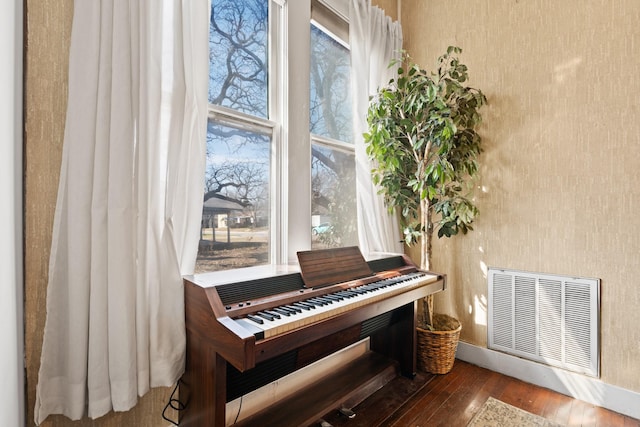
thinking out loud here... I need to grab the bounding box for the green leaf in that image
[364,48,485,246]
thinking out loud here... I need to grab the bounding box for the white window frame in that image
[206,0,353,265]
[206,0,286,264]
[309,1,356,250]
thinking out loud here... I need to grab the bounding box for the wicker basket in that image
[416,313,462,374]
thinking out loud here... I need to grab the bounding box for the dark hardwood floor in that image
[318,360,640,427]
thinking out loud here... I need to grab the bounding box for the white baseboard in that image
[456,342,640,420]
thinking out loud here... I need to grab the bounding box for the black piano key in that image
[285,305,303,313]
[272,307,292,316]
[246,314,264,325]
[291,302,312,311]
[277,306,298,314]
[263,310,281,319]
[338,291,358,298]
[297,301,317,309]
[257,311,275,321]
[324,294,344,301]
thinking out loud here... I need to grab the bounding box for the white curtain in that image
[34,0,209,423]
[350,0,404,255]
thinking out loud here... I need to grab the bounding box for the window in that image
[196,0,355,273]
[309,16,357,249]
[197,0,277,273]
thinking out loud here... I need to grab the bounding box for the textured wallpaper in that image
[402,0,640,393]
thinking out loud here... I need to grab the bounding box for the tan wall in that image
[373,0,399,22]
[23,1,174,426]
[402,0,640,393]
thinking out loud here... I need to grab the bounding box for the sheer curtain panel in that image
[34,0,210,423]
[350,0,403,255]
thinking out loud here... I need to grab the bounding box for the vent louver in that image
[488,268,600,377]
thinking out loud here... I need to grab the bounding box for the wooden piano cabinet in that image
[179,328,227,427]
[179,303,419,427]
[178,250,445,427]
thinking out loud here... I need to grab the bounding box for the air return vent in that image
[488,268,600,377]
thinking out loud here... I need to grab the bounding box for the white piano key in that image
[235,272,438,339]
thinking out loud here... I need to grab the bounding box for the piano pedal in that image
[339,407,356,419]
[318,419,334,427]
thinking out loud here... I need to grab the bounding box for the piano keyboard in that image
[234,271,436,339]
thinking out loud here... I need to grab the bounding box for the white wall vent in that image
[488,268,600,377]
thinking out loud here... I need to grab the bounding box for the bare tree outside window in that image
[196,1,357,271]
[310,24,357,249]
[205,122,270,225]
[310,26,352,141]
[209,0,268,117]
[197,0,270,272]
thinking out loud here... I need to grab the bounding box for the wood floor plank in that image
[526,385,555,418]
[496,376,538,412]
[313,359,639,427]
[540,387,574,425]
[581,401,603,427]
[390,361,475,426]
[460,369,508,421]
[624,416,640,426]
[554,396,575,426]
[593,405,625,427]
[392,364,465,414]
[426,363,493,426]
[411,364,483,426]
[567,399,589,426]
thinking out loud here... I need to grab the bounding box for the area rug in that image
[467,397,564,427]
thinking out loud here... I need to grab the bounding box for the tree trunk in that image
[419,197,434,328]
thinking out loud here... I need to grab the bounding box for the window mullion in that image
[209,105,275,136]
[270,0,287,265]
[311,133,355,154]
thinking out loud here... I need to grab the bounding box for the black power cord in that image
[162,380,186,426]
[233,396,244,424]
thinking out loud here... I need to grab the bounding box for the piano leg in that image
[369,301,417,378]
[180,329,228,427]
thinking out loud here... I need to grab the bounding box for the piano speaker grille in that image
[216,274,305,305]
[360,311,394,339]
[226,350,299,401]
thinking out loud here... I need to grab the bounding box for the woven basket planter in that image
[416,313,462,374]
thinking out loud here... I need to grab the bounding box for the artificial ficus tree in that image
[364,46,487,329]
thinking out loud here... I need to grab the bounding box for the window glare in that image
[310,22,356,250]
[311,145,357,249]
[310,24,352,142]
